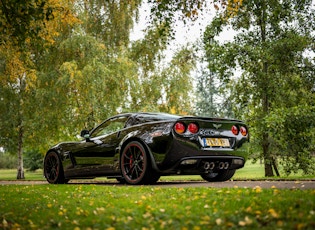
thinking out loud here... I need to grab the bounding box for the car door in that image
[71,115,129,175]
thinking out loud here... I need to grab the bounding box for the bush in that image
[0,152,17,169]
[24,150,43,171]
[0,150,43,171]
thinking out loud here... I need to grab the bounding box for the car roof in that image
[133,112,180,119]
[118,112,180,127]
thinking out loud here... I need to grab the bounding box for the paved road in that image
[1,180,314,189]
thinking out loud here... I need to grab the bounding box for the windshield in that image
[90,116,129,138]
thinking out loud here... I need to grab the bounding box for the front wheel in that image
[120,141,157,185]
[44,151,68,184]
[201,169,236,182]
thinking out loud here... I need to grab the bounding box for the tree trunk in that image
[259,0,274,177]
[264,161,274,177]
[272,157,280,177]
[264,157,280,177]
[16,75,26,180]
[260,34,273,177]
[16,124,24,180]
[263,133,274,177]
[262,83,273,177]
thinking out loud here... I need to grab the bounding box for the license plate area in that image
[204,138,230,147]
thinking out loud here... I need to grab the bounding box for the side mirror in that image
[80,130,90,139]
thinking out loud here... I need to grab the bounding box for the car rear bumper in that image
[157,155,245,175]
[152,138,248,174]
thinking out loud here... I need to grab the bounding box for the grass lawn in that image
[1,184,315,229]
[1,161,315,229]
[0,169,45,181]
[1,160,314,181]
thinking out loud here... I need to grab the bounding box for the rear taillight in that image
[188,123,199,134]
[231,125,239,135]
[174,122,186,134]
[174,122,199,134]
[240,126,247,136]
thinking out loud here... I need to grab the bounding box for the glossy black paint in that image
[44,112,249,183]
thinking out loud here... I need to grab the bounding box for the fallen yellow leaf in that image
[268,208,279,218]
[253,186,262,193]
[2,218,8,228]
[238,221,246,226]
[216,218,222,225]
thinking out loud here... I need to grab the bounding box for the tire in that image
[44,151,68,184]
[201,169,236,182]
[120,141,158,185]
[116,177,126,184]
[147,172,161,185]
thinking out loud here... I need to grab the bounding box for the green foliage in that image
[148,0,205,23]
[203,0,315,175]
[265,105,315,175]
[195,42,235,118]
[24,150,43,171]
[147,0,245,39]
[1,0,198,179]
[43,33,135,130]
[1,185,314,229]
[127,45,197,114]
[129,24,168,75]
[0,153,16,169]
[0,0,79,178]
[159,47,196,114]
[77,0,141,48]
[0,149,43,171]
[0,0,53,46]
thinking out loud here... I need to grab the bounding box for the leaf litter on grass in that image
[0,185,315,229]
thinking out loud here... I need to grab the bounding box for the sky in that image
[130,5,227,44]
[130,3,236,62]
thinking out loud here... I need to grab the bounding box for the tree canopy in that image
[0,0,314,178]
[203,0,315,176]
[0,0,197,178]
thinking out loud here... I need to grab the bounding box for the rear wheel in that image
[44,151,68,184]
[201,169,236,182]
[120,141,159,185]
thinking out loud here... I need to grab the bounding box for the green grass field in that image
[1,160,314,181]
[1,162,315,229]
[1,184,315,229]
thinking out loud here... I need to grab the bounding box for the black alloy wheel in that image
[44,151,67,184]
[121,141,151,185]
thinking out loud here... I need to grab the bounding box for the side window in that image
[90,116,128,138]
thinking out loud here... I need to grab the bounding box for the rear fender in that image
[117,137,161,173]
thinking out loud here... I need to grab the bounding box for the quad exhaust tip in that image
[204,162,215,170]
[204,161,229,170]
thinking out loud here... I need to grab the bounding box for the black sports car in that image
[44,112,249,185]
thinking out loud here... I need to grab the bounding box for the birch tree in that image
[0,0,78,179]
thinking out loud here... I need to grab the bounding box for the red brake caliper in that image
[129,154,133,170]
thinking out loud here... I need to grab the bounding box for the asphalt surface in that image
[1,180,314,189]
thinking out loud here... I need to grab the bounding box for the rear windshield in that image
[126,113,179,127]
